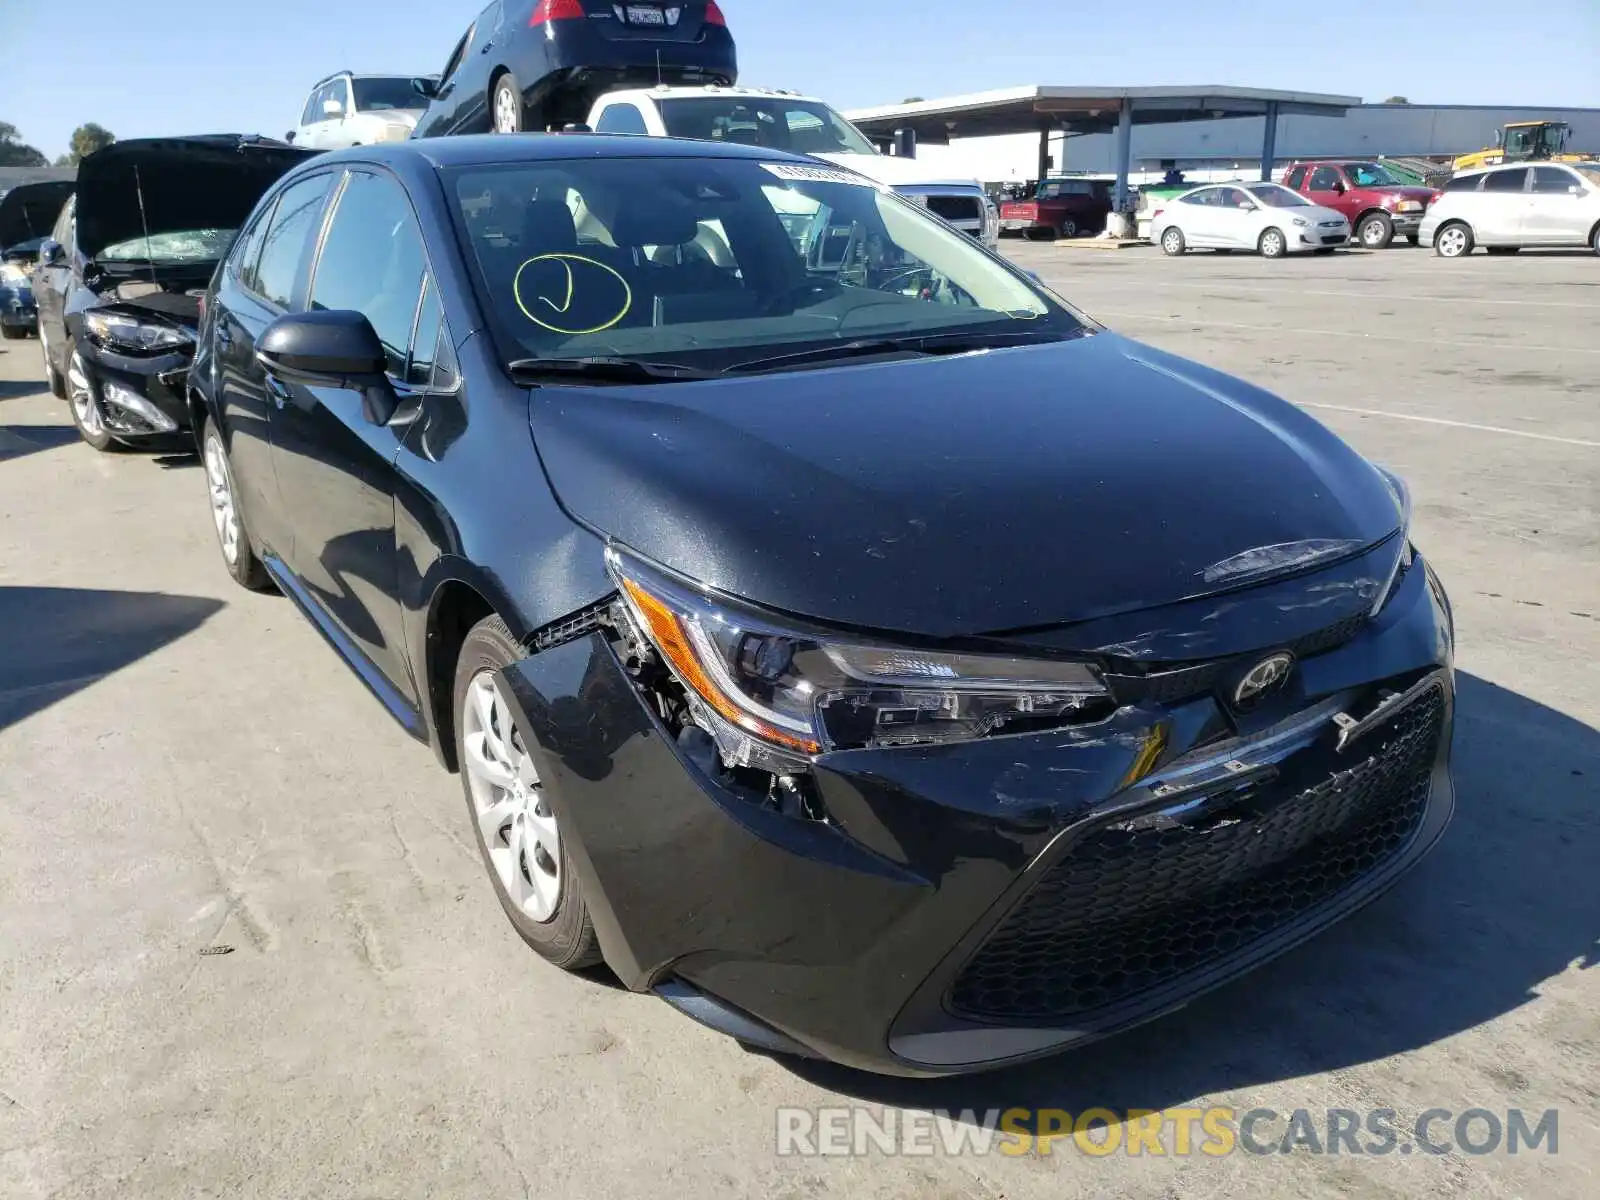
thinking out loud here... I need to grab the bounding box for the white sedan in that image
[1151,182,1351,258]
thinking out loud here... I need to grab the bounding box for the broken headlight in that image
[1370,464,1414,616]
[608,548,1110,770]
[83,310,191,355]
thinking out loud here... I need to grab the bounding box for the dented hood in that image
[0,181,74,254]
[529,332,1403,639]
[75,136,315,260]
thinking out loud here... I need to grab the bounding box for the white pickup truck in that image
[581,86,999,250]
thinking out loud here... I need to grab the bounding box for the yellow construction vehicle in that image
[1452,120,1588,172]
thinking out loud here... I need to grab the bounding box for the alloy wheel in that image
[67,352,103,438]
[462,673,562,923]
[1162,229,1183,254]
[494,86,520,134]
[1437,226,1470,258]
[1361,219,1388,248]
[204,433,241,566]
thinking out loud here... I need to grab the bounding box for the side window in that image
[406,278,446,387]
[1532,167,1576,194]
[595,104,649,135]
[1483,168,1529,193]
[1444,173,1483,193]
[1308,166,1343,191]
[301,87,322,127]
[1182,189,1218,207]
[1285,166,1307,189]
[253,173,334,309]
[228,199,275,288]
[309,171,428,376]
[1222,188,1253,208]
[51,196,75,247]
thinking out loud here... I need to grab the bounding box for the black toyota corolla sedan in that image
[188,134,1455,1077]
[34,136,312,451]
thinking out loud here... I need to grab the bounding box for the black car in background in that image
[188,134,1454,1077]
[34,136,312,451]
[411,0,736,137]
[0,179,76,265]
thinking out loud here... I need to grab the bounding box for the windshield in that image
[353,77,420,112]
[98,229,235,264]
[1247,183,1311,207]
[1342,162,1402,187]
[657,98,879,156]
[447,156,1086,374]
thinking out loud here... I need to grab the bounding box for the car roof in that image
[318,134,822,171]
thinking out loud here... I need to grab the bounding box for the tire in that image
[1485,246,1521,256]
[63,342,116,452]
[201,418,272,591]
[454,614,601,971]
[1258,227,1288,259]
[1357,212,1394,249]
[1434,222,1474,258]
[1058,217,1078,239]
[1591,224,1600,255]
[40,326,66,398]
[1159,226,1186,256]
[491,73,524,134]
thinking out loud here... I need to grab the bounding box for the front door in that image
[266,169,431,717]
[1525,167,1589,245]
[1304,165,1354,221]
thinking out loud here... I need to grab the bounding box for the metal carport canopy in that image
[844,85,1362,209]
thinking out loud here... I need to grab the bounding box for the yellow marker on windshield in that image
[513,253,633,336]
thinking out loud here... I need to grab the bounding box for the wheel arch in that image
[424,577,499,773]
[1588,218,1600,249]
[1355,206,1392,228]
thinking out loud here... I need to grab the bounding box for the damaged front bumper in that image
[76,340,192,444]
[496,550,1456,1076]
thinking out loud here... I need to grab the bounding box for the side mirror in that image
[284,131,297,143]
[1332,181,1347,194]
[412,76,440,101]
[322,99,344,117]
[257,310,398,425]
[38,239,65,267]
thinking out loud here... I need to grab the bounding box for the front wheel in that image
[455,615,601,971]
[1434,222,1474,258]
[1357,212,1394,249]
[1160,226,1186,256]
[1258,227,1287,259]
[201,419,272,591]
[64,344,116,452]
[491,74,524,134]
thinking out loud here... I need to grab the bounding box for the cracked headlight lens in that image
[84,310,191,354]
[608,549,1109,767]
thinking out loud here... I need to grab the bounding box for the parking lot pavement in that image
[2,245,1596,1199]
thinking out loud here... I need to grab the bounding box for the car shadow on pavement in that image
[790,671,1598,1119]
[0,587,225,732]
[0,379,45,401]
[0,423,78,462]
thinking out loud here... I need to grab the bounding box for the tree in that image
[67,122,116,165]
[0,121,48,167]
[1382,96,1410,105]
[53,153,74,167]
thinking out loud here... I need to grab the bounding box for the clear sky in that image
[3,0,1597,159]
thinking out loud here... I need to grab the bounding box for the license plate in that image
[626,5,666,24]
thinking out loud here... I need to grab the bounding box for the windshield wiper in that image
[507,356,720,386]
[724,328,1073,375]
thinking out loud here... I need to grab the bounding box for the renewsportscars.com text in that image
[775,1106,1559,1158]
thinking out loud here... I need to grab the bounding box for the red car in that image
[999,177,1113,240]
[1281,160,1439,249]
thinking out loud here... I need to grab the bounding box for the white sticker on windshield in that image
[761,162,876,187]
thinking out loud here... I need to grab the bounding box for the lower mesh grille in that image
[948,685,1444,1022]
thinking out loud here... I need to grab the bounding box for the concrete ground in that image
[1,244,1596,1199]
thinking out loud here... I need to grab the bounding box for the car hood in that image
[357,108,423,128]
[1298,204,1349,223]
[74,135,316,260]
[1370,185,1437,202]
[0,181,74,254]
[813,151,982,192]
[529,332,1403,639]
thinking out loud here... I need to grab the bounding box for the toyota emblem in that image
[1233,652,1295,707]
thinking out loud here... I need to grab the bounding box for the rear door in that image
[265,168,432,715]
[1525,166,1588,244]
[1174,188,1223,245]
[212,170,338,559]
[1476,167,1530,242]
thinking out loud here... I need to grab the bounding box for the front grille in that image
[1321,235,1349,245]
[925,195,983,223]
[948,684,1444,1022]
